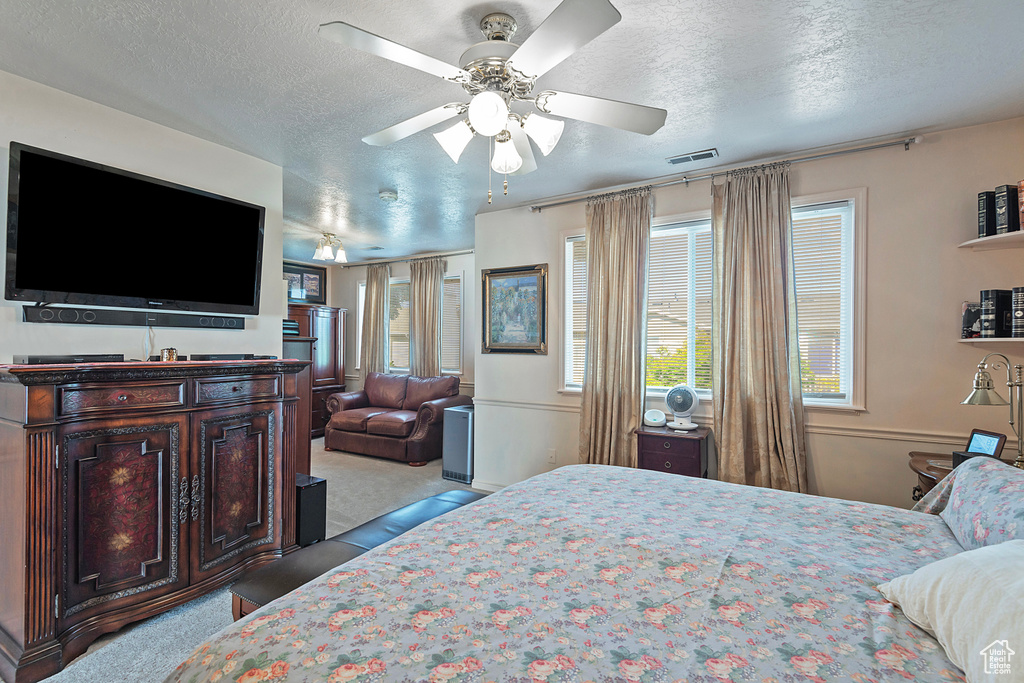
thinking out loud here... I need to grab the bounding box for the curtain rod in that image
[341,248,475,268]
[529,135,923,213]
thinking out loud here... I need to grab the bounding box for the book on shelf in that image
[978,191,996,238]
[1014,287,1024,338]
[1019,180,1024,235]
[981,289,1013,337]
[962,301,982,338]
[995,184,1020,234]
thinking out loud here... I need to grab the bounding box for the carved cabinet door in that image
[189,403,281,583]
[58,415,190,625]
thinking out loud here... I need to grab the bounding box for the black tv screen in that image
[5,142,265,315]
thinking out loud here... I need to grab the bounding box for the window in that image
[389,281,411,370]
[563,195,859,408]
[441,276,462,373]
[356,275,463,374]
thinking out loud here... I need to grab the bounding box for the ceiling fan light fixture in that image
[468,92,509,137]
[433,119,475,163]
[490,130,523,174]
[522,113,564,156]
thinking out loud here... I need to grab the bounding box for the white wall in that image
[0,70,285,362]
[330,253,476,395]
[474,116,1024,505]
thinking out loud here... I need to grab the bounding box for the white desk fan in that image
[665,384,699,430]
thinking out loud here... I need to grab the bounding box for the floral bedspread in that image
[168,465,967,683]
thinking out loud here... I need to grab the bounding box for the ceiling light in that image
[313,233,347,261]
[334,245,348,263]
[433,120,475,163]
[321,242,335,261]
[522,113,564,156]
[468,92,508,137]
[490,130,523,174]
[312,240,325,260]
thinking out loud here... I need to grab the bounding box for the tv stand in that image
[23,305,245,330]
[0,359,307,683]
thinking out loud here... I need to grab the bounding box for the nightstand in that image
[636,426,709,478]
[908,452,953,501]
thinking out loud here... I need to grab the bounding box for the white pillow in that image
[878,540,1024,683]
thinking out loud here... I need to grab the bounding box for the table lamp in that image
[961,352,1023,469]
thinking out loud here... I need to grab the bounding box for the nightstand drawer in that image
[639,450,701,477]
[638,434,700,458]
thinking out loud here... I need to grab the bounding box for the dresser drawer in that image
[638,434,700,458]
[638,450,702,477]
[194,375,282,406]
[59,381,186,417]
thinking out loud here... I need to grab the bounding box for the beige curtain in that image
[360,264,390,377]
[579,187,652,467]
[711,164,807,492]
[409,257,447,377]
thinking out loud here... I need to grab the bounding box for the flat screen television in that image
[5,142,265,316]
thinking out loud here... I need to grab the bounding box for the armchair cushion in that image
[364,372,408,410]
[404,375,460,411]
[366,410,418,438]
[329,407,396,433]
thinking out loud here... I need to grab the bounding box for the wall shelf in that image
[958,231,1024,251]
[959,338,1024,343]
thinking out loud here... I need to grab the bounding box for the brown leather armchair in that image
[324,372,472,465]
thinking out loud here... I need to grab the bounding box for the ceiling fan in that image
[318,0,667,197]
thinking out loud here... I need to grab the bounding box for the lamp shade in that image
[522,113,564,156]
[321,243,335,261]
[433,120,474,163]
[962,368,1010,405]
[312,241,324,260]
[468,92,509,137]
[490,132,523,174]
[334,246,348,263]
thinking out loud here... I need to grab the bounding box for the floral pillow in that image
[914,456,1024,550]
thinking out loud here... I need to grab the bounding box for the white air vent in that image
[666,148,719,165]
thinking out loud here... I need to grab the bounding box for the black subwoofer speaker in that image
[296,473,327,547]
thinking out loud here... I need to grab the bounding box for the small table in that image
[908,452,953,501]
[636,425,709,478]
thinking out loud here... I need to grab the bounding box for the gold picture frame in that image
[482,263,548,354]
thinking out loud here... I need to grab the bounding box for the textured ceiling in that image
[2,0,1023,264]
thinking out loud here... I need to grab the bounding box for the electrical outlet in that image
[547,448,557,464]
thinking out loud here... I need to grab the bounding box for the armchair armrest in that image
[415,395,473,428]
[326,390,368,414]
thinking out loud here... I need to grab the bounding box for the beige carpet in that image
[39,439,479,683]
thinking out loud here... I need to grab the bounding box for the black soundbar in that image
[188,354,278,361]
[22,306,245,330]
[13,353,125,365]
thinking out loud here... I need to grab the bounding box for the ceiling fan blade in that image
[505,0,621,80]
[362,104,463,146]
[538,91,667,135]
[508,123,537,175]
[319,22,470,83]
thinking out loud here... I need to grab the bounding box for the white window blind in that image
[646,221,712,392]
[389,281,411,370]
[564,238,588,388]
[791,201,853,401]
[441,276,462,373]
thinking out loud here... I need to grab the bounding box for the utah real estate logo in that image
[980,640,1015,676]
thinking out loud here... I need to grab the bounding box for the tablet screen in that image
[967,432,1001,455]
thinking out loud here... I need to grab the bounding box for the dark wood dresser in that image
[286,304,346,438]
[0,360,308,683]
[636,425,709,478]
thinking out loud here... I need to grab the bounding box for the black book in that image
[978,191,996,238]
[995,185,1020,234]
[1013,287,1024,338]
[981,289,1013,338]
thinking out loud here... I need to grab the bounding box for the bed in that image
[166,459,1021,682]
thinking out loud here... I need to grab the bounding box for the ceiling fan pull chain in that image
[504,176,508,196]
[487,137,493,204]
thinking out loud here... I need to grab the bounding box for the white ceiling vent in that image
[666,148,718,165]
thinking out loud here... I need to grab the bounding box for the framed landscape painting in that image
[284,262,327,305]
[482,263,547,354]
